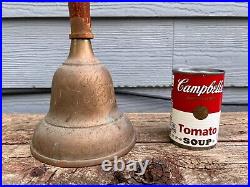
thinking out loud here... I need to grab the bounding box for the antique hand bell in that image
[30,2,136,167]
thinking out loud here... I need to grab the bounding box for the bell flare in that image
[31,114,136,167]
[31,62,136,167]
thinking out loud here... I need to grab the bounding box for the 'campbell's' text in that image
[177,79,224,96]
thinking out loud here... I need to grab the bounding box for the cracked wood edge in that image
[2,142,248,184]
[2,113,248,145]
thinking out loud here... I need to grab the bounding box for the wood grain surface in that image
[2,113,248,184]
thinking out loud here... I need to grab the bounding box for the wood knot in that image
[112,157,184,184]
[238,130,246,134]
[134,158,184,184]
[113,171,127,183]
[30,165,47,177]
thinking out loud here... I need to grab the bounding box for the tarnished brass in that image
[30,2,136,167]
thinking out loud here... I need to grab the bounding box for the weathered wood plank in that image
[2,113,247,145]
[2,113,248,184]
[173,19,248,87]
[2,143,248,184]
[2,2,248,18]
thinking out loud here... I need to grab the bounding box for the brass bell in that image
[30,2,136,167]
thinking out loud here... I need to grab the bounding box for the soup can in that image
[170,68,225,150]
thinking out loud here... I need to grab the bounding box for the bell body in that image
[31,40,136,167]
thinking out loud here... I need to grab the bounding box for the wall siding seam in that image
[2,2,248,18]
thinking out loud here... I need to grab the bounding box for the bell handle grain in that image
[68,2,94,39]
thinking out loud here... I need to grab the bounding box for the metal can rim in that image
[172,68,225,75]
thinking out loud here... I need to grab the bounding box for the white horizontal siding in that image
[173,19,248,87]
[116,87,248,104]
[2,88,247,113]
[3,18,173,88]
[2,2,248,18]
[3,18,248,88]
[3,94,173,113]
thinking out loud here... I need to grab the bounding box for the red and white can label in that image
[170,70,224,148]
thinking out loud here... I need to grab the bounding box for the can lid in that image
[173,68,225,75]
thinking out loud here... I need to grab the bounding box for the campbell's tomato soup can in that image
[170,68,225,150]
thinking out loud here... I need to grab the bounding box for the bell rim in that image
[30,130,136,168]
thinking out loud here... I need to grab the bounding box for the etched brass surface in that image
[31,3,136,167]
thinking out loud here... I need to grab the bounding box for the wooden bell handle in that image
[68,2,94,39]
